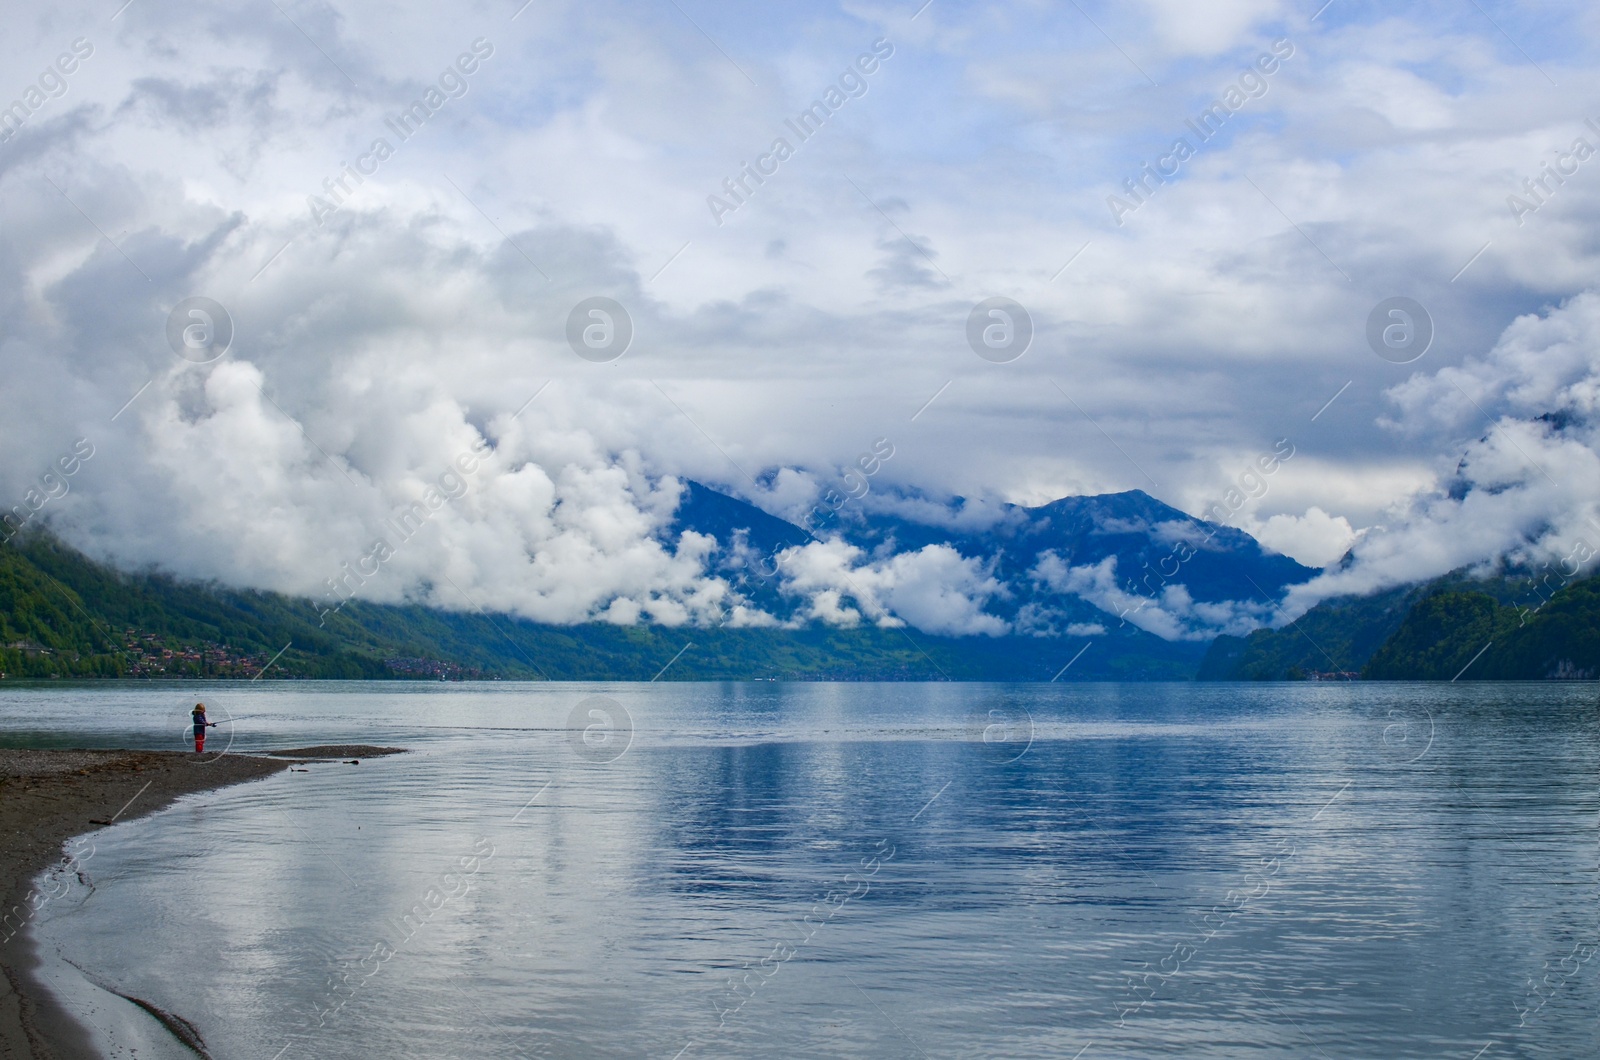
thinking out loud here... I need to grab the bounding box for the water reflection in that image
[10,681,1597,1058]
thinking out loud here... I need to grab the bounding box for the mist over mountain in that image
[0,527,1211,682]
[3,0,1598,669]
[6,473,1327,681]
[1278,292,1600,621]
[670,480,1317,641]
[1201,565,1600,682]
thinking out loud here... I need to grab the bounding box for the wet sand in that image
[0,747,393,1059]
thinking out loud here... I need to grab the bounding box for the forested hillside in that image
[1199,569,1599,681]
[1365,579,1600,680]
[8,526,1593,684]
[0,532,1200,682]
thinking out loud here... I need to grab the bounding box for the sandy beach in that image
[0,746,399,1059]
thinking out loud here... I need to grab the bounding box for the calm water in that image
[5,681,1598,1059]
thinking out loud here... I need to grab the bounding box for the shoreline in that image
[0,749,287,1059]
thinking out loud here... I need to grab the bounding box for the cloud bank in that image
[1282,291,1600,618]
[0,0,1596,640]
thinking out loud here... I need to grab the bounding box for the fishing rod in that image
[180,713,275,726]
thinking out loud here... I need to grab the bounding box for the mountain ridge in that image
[1199,567,1600,680]
[0,524,1203,682]
[1,477,1306,681]
[9,479,1585,682]
[671,480,1319,638]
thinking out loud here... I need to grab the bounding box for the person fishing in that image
[192,702,217,753]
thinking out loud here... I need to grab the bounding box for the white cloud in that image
[777,539,1009,636]
[1,0,1598,640]
[1031,553,1273,641]
[1133,0,1285,57]
[1238,506,1360,567]
[1281,291,1600,617]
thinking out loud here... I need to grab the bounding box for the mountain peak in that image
[667,480,1318,640]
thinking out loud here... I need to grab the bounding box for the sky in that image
[2,0,1598,636]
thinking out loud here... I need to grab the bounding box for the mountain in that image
[832,488,1313,602]
[669,482,1319,636]
[7,480,1591,681]
[0,532,395,680]
[5,476,1323,681]
[0,526,1203,682]
[1198,568,1600,680]
[1197,585,1419,680]
[1365,576,1600,680]
[1,480,1335,681]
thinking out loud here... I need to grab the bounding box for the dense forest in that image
[1200,569,1600,681]
[3,531,1594,682]
[0,532,1198,682]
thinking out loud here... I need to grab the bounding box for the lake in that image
[5,681,1597,1058]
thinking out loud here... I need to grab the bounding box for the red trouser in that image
[195,731,205,753]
